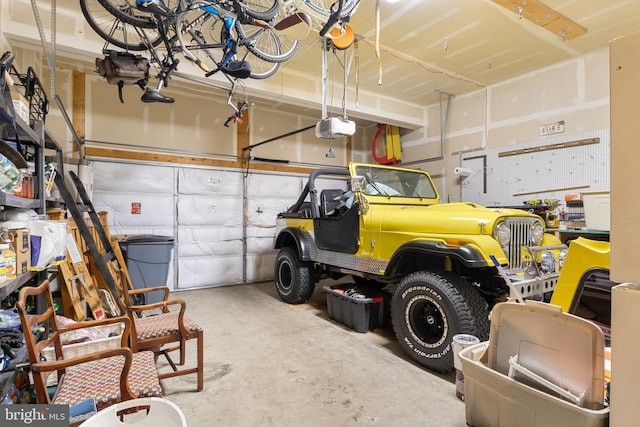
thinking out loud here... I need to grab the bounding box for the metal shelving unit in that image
[0,55,62,404]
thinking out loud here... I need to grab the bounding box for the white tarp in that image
[91,193,174,228]
[91,161,306,290]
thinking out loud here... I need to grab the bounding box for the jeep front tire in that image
[274,247,316,304]
[391,271,490,373]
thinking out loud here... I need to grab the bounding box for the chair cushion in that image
[134,312,202,340]
[53,350,162,410]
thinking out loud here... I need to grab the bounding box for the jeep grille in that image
[504,217,540,270]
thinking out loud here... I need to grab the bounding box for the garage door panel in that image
[246,173,304,198]
[246,253,277,282]
[177,195,243,226]
[178,168,242,196]
[178,256,243,288]
[93,162,174,192]
[92,193,174,227]
[178,234,243,257]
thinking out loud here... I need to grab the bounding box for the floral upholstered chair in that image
[16,279,162,410]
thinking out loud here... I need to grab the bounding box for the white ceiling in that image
[9,0,640,121]
[279,0,640,107]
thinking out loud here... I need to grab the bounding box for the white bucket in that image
[452,334,480,401]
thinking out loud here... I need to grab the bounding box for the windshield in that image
[354,165,438,199]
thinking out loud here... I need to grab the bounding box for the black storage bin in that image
[119,235,174,304]
[323,286,385,333]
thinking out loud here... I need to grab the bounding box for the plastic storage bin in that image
[119,235,174,304]
[79,397,186,427]
[459,301,609,427]
[323,286,385,333]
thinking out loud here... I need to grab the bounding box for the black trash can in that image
[119,235,175,304]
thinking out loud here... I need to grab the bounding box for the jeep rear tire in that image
[391,271,489,373]
[274,247,316,304]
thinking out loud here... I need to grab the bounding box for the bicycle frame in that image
[178,9,238,69]
[136,1,240,71]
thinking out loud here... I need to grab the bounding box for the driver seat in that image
[320,189,344,217]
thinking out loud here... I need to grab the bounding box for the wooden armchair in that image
[82,220,204,392]
[16,280,163,410]
[117,272,204,392]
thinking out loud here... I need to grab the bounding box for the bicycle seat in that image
[220,60,252,79]
[141,88,175,103]
[136,0,172,17]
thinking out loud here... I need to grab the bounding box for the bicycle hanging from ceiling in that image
[81,0,361,123]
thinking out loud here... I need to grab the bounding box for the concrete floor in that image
[157,279,469,426]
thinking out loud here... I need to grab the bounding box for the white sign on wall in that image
[538,120,565,136]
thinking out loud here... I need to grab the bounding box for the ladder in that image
[53,170,126,314]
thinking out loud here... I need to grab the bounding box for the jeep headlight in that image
[540,251,555,273]
[558,248,568,269]
[531,221,544,245]
[494,222,511,247]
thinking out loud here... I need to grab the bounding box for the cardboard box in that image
[10,91,29,123]
[610,32,640,283]
[610,283,640,427]
[9,228,30,274]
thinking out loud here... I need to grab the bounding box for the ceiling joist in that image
[492,0,587,41]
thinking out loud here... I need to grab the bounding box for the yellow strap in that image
[385,125,401,160]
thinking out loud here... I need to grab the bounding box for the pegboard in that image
[460,129,610,207]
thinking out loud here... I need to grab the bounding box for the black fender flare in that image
[385,240,490,278]
[274,227,314,261]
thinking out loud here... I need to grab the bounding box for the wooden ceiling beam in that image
[492,0,587,40]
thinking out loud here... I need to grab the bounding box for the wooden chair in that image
[117,275,204,392]
[16,279,163,410]
[78,213,203,392]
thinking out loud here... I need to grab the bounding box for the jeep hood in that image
[374,202,537,234]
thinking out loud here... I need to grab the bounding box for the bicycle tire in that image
[96,0,158,29]
[235,20,300,63]
[241,0,280,21]
[238,44,280,79]
[80,0,163,50]
[302,0,360,20]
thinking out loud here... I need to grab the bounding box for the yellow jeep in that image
[274,163,566,373]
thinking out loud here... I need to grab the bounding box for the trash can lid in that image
[120,234,174,243]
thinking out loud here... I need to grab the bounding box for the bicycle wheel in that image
[300,0,360,20]
[235,21,300,63]
[96,0,158,29]
[80,0,163,50]
[241,0,280,21]
[238,44,280,79]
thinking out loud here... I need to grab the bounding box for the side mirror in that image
[351,176,366,192]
